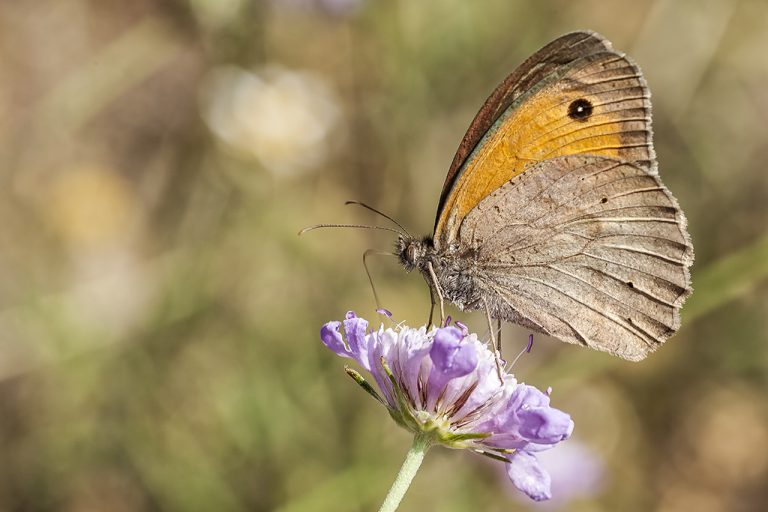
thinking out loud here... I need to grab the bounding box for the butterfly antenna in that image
[345,201,411,238]
[298,224,404,236]
[363,249,396,310]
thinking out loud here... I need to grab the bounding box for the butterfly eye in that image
[567,98,593,121]
[407,244,417,263]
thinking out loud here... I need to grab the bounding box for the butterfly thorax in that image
[396,235,483,312]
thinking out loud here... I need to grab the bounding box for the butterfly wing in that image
[435,31,655,248]
[458,155,693,361]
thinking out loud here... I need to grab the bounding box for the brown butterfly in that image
[394,31,694,361]
[305,31,694,361]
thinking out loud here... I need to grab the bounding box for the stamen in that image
[376,308,393,318]
[443,315,452,327]
[455,321,469,336]
[509,334,535,368]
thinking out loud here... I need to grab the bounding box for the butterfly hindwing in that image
[458,155,693,360]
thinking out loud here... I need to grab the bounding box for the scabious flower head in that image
[321,312,574,501]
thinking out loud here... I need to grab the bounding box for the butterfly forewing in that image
[435,36,655,247]
[438,31,614,222]
[523,52,654,167]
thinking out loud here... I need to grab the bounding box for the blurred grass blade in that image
[684,232,768,322]
[273,463,391,512]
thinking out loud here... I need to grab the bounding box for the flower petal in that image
[320,321,349,357]
[506,450,552,501]
[426,326,478,408]
[430,327,477,378]
[518,408,574,444]
[366,327,397,407]
[396,328,433,408]
[478,384,572,449]
[516,384,551,409]
[343,312,371,370]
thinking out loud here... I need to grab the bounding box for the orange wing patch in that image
[435,53,652,246]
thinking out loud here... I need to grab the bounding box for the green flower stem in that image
[378,434,431,512]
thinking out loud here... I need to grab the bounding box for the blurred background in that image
[0,0,766,511]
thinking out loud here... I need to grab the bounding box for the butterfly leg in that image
[496,318,503,356]
[362,249,386,310]
[483,298,504,382]
[426,261,445,325]
[427,287,436,327]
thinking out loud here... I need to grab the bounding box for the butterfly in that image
[395,31,694,361]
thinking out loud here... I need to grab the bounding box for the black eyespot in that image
[601,197,608,204]
[627,281,634,288]
[568,98,593,121]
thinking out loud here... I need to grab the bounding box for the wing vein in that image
[490,271,657,346]
[602,244,686,265]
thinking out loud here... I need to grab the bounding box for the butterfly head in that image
[396,235,435,272]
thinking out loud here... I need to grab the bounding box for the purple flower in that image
[320,312,575,501]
